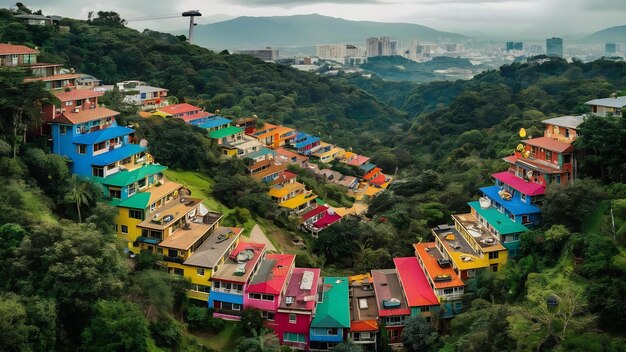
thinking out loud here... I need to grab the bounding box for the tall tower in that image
[182,10,202,44]
[546,37,563,58]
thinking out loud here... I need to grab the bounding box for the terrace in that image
[212,242,267,283]
[183,227,242,269]
[452,213,506,251]
[348,274,378,344]
[278,268,321,311]
[413,243,465,291]
[371,269,410,320]
[158,212,223,253]
[137,197,203,231]
[431,225,489,272]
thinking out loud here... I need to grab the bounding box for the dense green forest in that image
[358,55,484,82]
[1,6,626,352]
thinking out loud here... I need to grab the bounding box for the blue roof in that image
[91,144,147,166]
[359,163,376,172]
[294,133,320,149]
[243,147,275,160]
[480,185,541,215]
[72,126,135,145]
[196,116,232,130]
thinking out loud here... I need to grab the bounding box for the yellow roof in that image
[437,239,489,271]
[147,180,183,205]
[348,273,372,284]
[343,151,356,159]
[268,182,305,198]
[152,110,170,117]
[279,193,318,209]
[364,186,383,196]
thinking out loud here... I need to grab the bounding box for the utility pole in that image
[182,10,202,44]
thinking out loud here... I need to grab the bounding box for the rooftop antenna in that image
[182,10,202,44]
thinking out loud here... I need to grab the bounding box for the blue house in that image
[51,106,147,178]
[291,132,321,155]
[309,277,350,350]
[196,116,232,132]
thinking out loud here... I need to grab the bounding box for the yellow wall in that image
[115,207,143,251]
[454,221,508,271]
[222,147,238,157]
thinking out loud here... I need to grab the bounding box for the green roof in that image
[111,192,151,210]
[315,198,326,206]
[311,277,350,328]
[209,126,243,139]
[93,164,167,187]
[468,201,528,235]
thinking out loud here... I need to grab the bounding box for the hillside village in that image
[2,35,621,351]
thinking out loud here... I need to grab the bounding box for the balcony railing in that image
[162,256,185,264]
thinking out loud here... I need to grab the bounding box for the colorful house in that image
[248,159,287,183]
[275,268,321,350]
[371,269,411,345]
[431,224,489,283]
[309,277,351,350]
[209,126,245,147]
[450,213,509,271]
[250,123,296,148]
[393,257,439,321]
[180,227,242,301]
[49,100,145,178]
[468,199,529,257]
[234,116,257,134]
[291,132,321,155]
[413,243,465,318]
[109,81,168,110]
[209,242,267,320]
[311,142,345,163]
[274,147,309,166]
[347,274,378,347]
[244,254,296,323]
[155,103,213,125]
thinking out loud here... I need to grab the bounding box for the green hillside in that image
[359,55,483,82]
[188,14,466,50]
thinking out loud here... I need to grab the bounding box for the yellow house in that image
[452,213,509,272]
[163,227,243,301]
[311,142,346,163]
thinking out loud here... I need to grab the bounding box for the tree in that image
[81,300,149,352]
[334,342,363,352]
[0,294,28,351]
[235,329,280,352]
[64,175,94,222]
[0,69,55,158]
[402,315,436,352]
[239,308,265,337]
[91,11,127,27]
[542,179,606,231]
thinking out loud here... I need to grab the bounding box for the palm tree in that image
[66,176,93,222]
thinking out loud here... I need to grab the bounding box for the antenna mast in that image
[182,10,202,44]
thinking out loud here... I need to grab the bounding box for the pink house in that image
[244,254,296,323]
[274,268,321,350]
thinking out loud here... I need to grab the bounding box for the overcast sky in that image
[13,0,626,38]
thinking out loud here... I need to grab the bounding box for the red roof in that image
[53,89,103,102]
[369,173,387,186]
[350,320,378,332]
[523,136,573,153]
[301,205,328,222]
[363,167,382,181]
[53,107,119,125]
[348,155,369,166]
[313,211,342,229]
[157,103,204,115]
[272,170,297,185]
[492,171,545,196]
[246,254,295,295]
[279,268,321,311]
[0,43,38,55]
[394,257,439,307]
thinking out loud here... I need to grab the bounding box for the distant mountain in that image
[185,14,466,51]
[585,25,626,43]
[359,55,484,82]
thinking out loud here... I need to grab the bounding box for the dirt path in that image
[249,224,278,252]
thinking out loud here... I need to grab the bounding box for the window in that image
[60,125,68,135]
[520,193,526,202]
[443,288,454,295]
[262,294,274,301]
[261,311,275,321]
[92,167,104,177]
[77,144,86,154]
[168,249,178,258]
[522,215,529,224]
[490,264,499,272]
[545,150,553,161]
[327,328,338,336]
[488,251,499,260]
[121,225,128,234]
[128,183,137,196]
[563,154,571,163]
[193,284,210,293]
[107,162,116,171]
[289,313,297,324]
[232,303,241,311]
[197,268,205,276]
[65,101,72,106]
[213,281,220,289]
[283,332,305,343]
[76,99,83,107]
[94,141,106,152]
[109,188,121,199]
[150,202,157,212]
[138,178,147,189]
[420,307,429,312]
[249,293,262,300]
[173,268,184,276]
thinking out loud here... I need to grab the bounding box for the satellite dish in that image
[139,139,148,148]
[519,128,526,138]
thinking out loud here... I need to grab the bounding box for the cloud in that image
[221,0,383,8]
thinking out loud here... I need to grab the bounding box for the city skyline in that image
[14,0,626,39]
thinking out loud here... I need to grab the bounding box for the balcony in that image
[162,256,185,264]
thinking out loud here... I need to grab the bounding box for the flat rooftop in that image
[157,221,214,251]
[278,267,321,312]
[183,227,242,268]
[371,269,411,317]
[247,254,295,295]
[348,274,379,326]
[137,197,202,231]
[212,242,267,283]
[413,243,465,289]
[452,213,506,252]
[432,225,489,271]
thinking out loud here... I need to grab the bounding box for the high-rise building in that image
[235,47,279,61]
[546,37,563,58]
[506,42,523,51]
[366,37,391,57]
[606,43,619,54]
